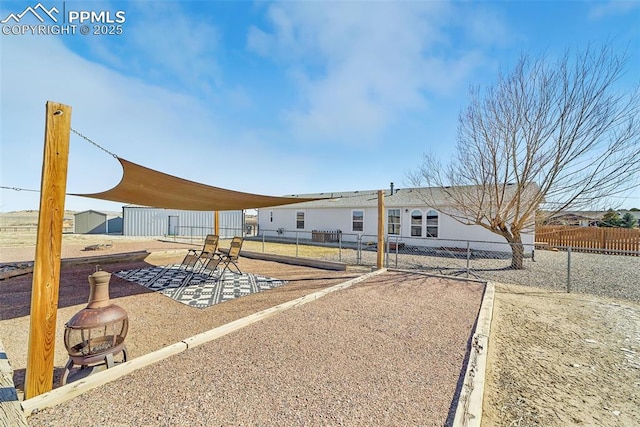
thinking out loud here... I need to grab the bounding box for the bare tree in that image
[410,44,640,269]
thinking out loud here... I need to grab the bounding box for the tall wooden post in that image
[25,101,72,398]
[214,210,219,235]
[377,190,385,269]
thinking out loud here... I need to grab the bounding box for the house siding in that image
[257,194,535,254]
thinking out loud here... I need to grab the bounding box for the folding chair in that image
[179,234,220,273]
[201,236,244,276]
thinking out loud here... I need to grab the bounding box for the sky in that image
[0,0,639,213]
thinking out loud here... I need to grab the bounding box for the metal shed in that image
[74,210,123,234]
[74,210,108,234]
[122,206,244,238]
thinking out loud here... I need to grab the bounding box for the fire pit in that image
[62,267,128,385]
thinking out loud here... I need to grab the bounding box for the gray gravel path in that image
[26,272,484,427]
[379,249,639,303]
[470,250,639,303]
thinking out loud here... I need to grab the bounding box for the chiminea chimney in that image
[390,182,394,195]
[62,267,128,385]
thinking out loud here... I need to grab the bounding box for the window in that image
[269,211,273,223]
[411,210,422,237]
[426,209,438,237]
[296,211,305,229]
[387,209,400,235]
[352,210,364,232]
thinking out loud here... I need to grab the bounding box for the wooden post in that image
[25,101,72,398]
[214,210,219,235]
[377,190,384,269]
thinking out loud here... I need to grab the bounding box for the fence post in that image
[296,231,299,258]
[567,246,572,293]
[385,238,389,268]
[394,235,399,268]
[466,241,471,278]
[357,235,361,265]
[262,233,265,253]
[338,232,342,262]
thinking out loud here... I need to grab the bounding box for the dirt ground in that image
[1,214,639,426]
[1,250,361,395]
[483,283,640,426]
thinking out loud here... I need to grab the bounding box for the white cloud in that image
[78,2,221,96]
[0,35,317,211]
[589,0,640,20]
[248,1,498,146]
[0,36,201,204]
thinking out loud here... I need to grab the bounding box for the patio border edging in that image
[452,281,496,427]
[238,250,348,271]
[0,337,29,426]
[20,268,387,417]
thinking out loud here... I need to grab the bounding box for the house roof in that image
[273,184,533,209]
[74,209,107,216]
[543,210,640,220]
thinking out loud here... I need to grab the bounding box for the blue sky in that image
[1,0,639,213]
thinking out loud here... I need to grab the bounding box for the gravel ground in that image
[4,234,638,426]
[1,239,484,426]
[472,250,640,302]
[4,234,635,302]
[0,234,194,265]
[238,240,640,303]
[18,271,484,426]
[376,249,640,303]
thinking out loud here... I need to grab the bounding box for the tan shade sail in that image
[72,157,322,210]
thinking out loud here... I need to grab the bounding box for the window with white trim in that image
[387,209,401,235]
[426,209,438,238]
[352,210,364,232]
[411,210,423,237]
[296,211,305,229]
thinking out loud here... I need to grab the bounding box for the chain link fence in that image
[244,228,639,303]
[170,228,639,302]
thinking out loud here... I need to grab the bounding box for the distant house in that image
[542,211,601,227]
[543,210,640,227]
[257,186,536,255]
[74,210,122,234]
[122,206,244,238]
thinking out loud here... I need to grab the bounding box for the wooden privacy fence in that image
[535,226,640,255]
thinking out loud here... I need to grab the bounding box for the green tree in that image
[621,212,637,228]
[598,209,622,227]
[410,44,640,269]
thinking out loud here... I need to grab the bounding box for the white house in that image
[257,185,536,255]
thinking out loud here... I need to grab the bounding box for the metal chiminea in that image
[62,267,128,385]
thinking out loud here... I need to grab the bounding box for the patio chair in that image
[179,234,220,273]
[201,236,244,275]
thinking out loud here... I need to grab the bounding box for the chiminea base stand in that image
[61,346,128,385]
